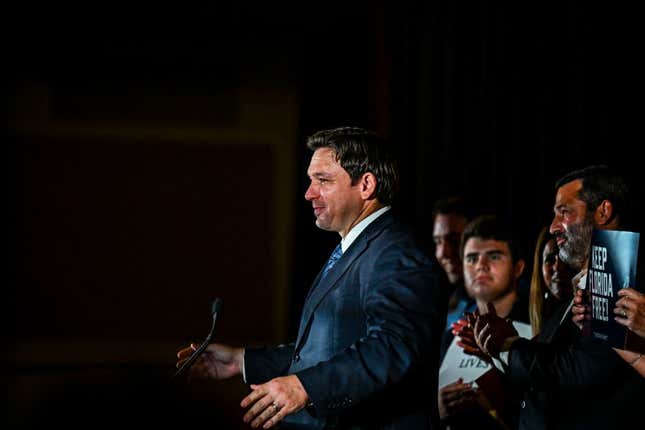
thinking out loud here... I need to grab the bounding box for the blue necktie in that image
[321,244,343,278]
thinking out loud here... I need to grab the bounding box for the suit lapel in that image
[295,212,394,350]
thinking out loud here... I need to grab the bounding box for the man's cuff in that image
[241,349,247,383]
[501,335,520,352]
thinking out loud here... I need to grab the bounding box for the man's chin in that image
[446,273,462,284]
[314,219,332,231]
[560,249,584,270]
[470,284,492,298]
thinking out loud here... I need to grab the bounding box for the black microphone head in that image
[211,298,223,316]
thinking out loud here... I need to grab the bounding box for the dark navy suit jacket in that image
[508,299,645,430]
[245,211,443,429]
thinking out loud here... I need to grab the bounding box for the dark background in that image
[6,2,642,428]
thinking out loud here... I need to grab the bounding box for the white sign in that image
[439,320,531,388]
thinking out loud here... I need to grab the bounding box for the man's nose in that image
[476,256,489,270]
[549,217,562,236]
[305,183,317,201]
[436,242,447,259]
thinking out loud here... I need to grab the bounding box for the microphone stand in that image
[172,299,222,379]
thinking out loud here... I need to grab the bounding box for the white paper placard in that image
[439,320,532,388]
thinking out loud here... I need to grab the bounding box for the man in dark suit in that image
[177,127,442,429]
[469,165,644,429]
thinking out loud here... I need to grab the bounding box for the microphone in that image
[172,298,223,379]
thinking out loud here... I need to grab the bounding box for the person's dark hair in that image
[431,195,474,222]
[306,126,399,205]
[460,215,524,263]
[555,165,631,226]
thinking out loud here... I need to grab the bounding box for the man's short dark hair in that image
[460,215,524,263]
[555,165,630,227]
[306,127,399,205]
[431,195,474,222]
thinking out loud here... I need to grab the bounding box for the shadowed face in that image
[433,213,467,285]
[541,238,574,300]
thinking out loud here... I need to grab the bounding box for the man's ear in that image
[513,259,526,281]
[594,200,614,226]
[359,172,378,200]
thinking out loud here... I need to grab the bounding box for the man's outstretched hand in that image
[473,302,519,357]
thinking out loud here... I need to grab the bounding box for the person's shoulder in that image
[376,215,426,248]
[377,210,418,235]
[368,217,437,268]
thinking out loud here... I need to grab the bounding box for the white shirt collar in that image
[559,269,588,326]
[340,206,391,253]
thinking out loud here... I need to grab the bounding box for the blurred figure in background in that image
[528,227,575,336]
[438,215,528,430]
[432,196,477,360]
